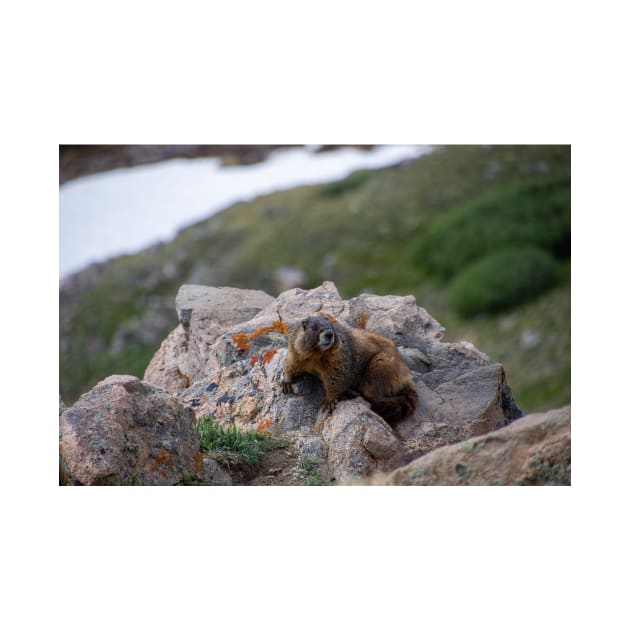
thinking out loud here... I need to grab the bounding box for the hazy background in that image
[59,144,570,414]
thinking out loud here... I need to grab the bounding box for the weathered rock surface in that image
[59,375,207,485]
[150,281,522,481]
[202,456,233,485]
[144,285,273,396]
[61,282,538,485]
[322,400,407,481]
[382,406,571,486]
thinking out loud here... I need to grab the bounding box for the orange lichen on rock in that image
[151,448,175,477]
[261,349,278,365]
[250,355,259,367]
[177,368,190,388]
[357,312,369,329]
[256,418,273,435]
[152,449,167,473]
[231,333,252,353]
[193,451,205,476]
[317,311,339,325]
[254,320,289,337]
[231,321,289,354]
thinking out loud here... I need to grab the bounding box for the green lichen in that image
[522,456,571,485]
[409,468,428,485]
[89,438,109,453]
[455,462,470,480]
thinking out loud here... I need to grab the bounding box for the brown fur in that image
[282,315,418,424]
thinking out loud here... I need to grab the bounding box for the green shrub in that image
[417,174,570,279]
[197,416,286,467]
[448,247,559,316]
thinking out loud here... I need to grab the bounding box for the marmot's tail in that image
[371,385,418,424]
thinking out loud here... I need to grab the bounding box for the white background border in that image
[3,1,627,628]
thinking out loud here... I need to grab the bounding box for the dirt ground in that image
[216,444,302,486]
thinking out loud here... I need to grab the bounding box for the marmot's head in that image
[295,315,336,352]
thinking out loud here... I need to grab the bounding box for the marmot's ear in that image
[301,318,308,330]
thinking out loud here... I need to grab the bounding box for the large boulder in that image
[144,285,273,396]
[321,400,407,481]
[382,406,571,485]
[152,281,522,481]
[59,375,207,485]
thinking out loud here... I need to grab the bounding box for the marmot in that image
[282,315,418,424]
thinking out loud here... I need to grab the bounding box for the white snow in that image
[59,145,432,278]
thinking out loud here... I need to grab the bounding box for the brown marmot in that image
[281,314,418,424]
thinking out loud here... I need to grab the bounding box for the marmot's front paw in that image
[281,380,293,394]
[320,399,337,416]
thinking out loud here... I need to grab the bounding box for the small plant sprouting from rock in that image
[296,458,327,486]
[197,416,286,467]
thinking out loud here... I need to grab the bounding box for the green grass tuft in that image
[295,458,328,485]
[197,416,286,467]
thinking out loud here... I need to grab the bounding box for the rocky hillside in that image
[59,283,570,485]
[60,145,570,412]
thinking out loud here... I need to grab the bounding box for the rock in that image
[363,425,401,460]
[174,284,273,332]
[399,347,431,373]
[423,364,510,435]
[144,281,523,482]
[202,457,233,485]
[59,395,66,416]
[383,406,570,485]
[144,285,273,395]
[59,375,205,485]
[321,400,405,481]
[178,282,347,432]
[255,280,345,323]
[294,436,328,461]
[142,327,191,397]
[347,292,445,346]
